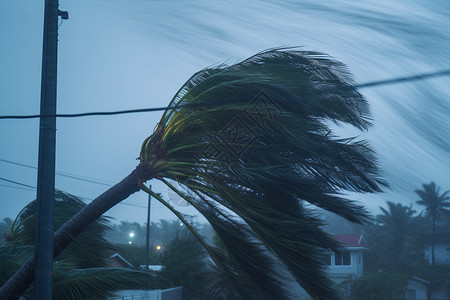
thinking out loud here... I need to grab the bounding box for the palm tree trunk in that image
[428,217,436,300]
[0,164,153,300]
[431,217,436,267]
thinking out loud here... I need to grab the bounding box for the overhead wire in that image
[0,69,449,120]
[0,158,113,187]
[356,69,450,88]
[2,69,450,210]
[0,184,35,191]
[0,177,157,209]
[0,177,36,189]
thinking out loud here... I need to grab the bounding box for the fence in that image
[108,287,183,300]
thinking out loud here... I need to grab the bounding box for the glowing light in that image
[156,245,162,250]
[129,232,135,238]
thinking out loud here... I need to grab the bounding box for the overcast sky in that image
[1,0,449,225]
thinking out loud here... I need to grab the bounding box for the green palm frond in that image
[0,243,34,289]
[139,48,386,299]
[53,264,155,300]
[1,193,158,300]
[8,190,114,268]
[144,185,288,299]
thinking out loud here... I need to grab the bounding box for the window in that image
[326,254,332,265]
[335,252,351,265]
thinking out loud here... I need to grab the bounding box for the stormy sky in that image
[1,0,449,224]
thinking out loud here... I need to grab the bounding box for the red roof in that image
[332,234,367,248]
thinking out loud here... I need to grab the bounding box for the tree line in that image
[346,182,450,300]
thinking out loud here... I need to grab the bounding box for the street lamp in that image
[128,232,135,245]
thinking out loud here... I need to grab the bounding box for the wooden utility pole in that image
[34,0,67,298]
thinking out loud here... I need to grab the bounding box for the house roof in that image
[110,253,134,268]
[332,234,367,249]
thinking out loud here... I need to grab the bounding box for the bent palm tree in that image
[0,48,385,299]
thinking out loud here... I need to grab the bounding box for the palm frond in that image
[8,190,114,268]
[138,48,386,299]
[0,243,34,288]
[53,265,155,300]
[143,184,289,299]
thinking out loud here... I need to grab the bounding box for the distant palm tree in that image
[376,201,417,269]
[416,182,450,300]
[0,48,385,300]
[416,182,450,266]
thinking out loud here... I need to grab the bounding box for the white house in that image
[326,234,367,284]
[405,276,449,300]
[424,230,450,265]
[406,229,450,300]
[286,234,368,299]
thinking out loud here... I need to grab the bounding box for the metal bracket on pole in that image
[57,10,69,20]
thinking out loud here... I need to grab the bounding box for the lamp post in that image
[128,232,135,245]
[146,185,151,270]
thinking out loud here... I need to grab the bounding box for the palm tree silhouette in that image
[416,182,450,300]
[416,182,450,266]
[377,201,417,269]
[0,48,385,300]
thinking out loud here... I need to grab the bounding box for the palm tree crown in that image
[139,48,386,299]
[376,201,417,268]
[416,182,450,223]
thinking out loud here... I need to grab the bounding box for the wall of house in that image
[406,281,427,300]
[326,250,363,283]
[406,281,449,300]
[425,244,450,265]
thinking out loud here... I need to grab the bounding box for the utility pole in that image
[146,185,152,270]
[34,0,67,298]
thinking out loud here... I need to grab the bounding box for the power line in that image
[356,69,450,88]
[0,159,167,210]
[0,107,169,120]
[54,172,113,187]
[0,176,159,209]
[0,158,113,187]
[0,184,35,192]
[0,69,449,120]
[0,177,36,189]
